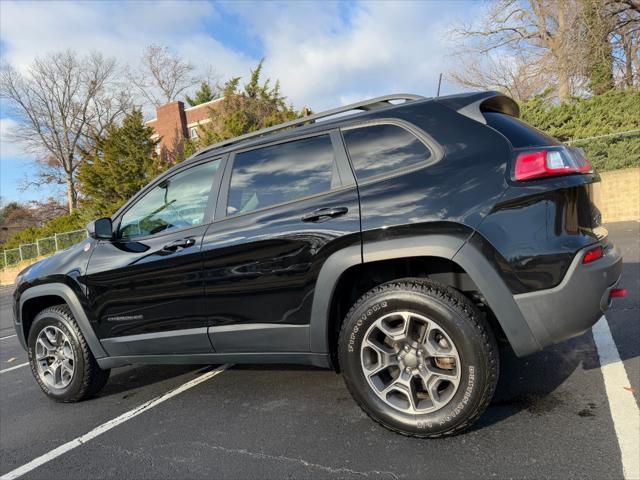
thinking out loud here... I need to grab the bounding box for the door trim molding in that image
[209,323,309,353]
[101,327,213,356]
[97,352,330,369]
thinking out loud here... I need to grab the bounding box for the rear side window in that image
[484,112,560,148]
[342,124,431,181]
[227,134,336,216]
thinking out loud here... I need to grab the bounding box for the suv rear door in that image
[202,130,360,353]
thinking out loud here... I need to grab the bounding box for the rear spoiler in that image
[435,91,520,124]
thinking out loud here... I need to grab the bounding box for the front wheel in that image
[338,279,499,437]
[27,305,110,402]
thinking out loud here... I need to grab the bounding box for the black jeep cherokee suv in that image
[13,92,623,437]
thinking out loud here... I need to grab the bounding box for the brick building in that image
[146,97,222,160]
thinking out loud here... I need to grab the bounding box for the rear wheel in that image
[27,305,110,402]
[338,279,499,437]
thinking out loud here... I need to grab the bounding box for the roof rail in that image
[193,93,426,157]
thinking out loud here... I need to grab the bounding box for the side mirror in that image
[87,218,113,240]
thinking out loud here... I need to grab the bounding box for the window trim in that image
[112,154,227,241]
[215,129,353,221]
[339,118,443,185]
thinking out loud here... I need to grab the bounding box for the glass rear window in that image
[484,112,560,148]
[342,124,431,181]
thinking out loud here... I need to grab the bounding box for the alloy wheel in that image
[360,311,461,414]
[35,325,75,389]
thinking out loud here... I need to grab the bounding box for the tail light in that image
[514,147,592,181]
[609,288,627,298]
[583,246,603,264]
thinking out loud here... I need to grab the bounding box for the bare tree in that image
[608,0,640,87]
[28,198,69,223]
[449,52,549,101]
[450,0,585,102]
[127,45,198,107]
[90,85,134,138]
[0,50,128,211]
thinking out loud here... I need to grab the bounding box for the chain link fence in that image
[565,128,640,146]
[1,229,88,269]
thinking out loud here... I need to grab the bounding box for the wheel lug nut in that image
[416,350,422,357]
[404,345,410,352]
[405,367,412,374]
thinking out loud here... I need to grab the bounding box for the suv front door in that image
[85,157,224,356]
[202,131,360,354]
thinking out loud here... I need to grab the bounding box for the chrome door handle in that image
[162,238,196,251]
[301,207,348,223]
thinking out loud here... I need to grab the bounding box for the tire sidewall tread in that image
[27,304,109,402]
[338,278,499,438]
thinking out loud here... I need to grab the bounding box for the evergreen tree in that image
[193,60,301,148]
[77,110,159,214]
[582,0,615,95]
[185,81,217,106]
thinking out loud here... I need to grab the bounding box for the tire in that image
[27,305,110,402]
[338,278,499,438]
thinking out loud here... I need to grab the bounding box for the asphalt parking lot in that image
[1,221,638,479]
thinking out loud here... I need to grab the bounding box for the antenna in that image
[436,73,443,97]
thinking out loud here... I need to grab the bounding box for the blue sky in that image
[0,0,481,204]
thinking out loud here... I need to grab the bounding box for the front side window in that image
[119,160,220,239]
[227,135,336,216]
[342,124,432,181]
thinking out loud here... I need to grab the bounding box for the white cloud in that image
[0,0,479,114]
[226,1,478,110]
[0,1,256,104]
[0,117,29,159]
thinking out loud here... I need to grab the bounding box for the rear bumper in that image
[513,243,623,350]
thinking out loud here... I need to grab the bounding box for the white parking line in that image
[0,362,29,374]
[592,316,640,480]
[0,364,230,480]
[0,334,17,341]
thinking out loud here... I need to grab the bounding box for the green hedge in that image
[521,90,640,172]
[569,132,639,171]
[1,210,87,251]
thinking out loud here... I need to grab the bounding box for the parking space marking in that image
[593,316,640,480]
[0,364,230,480]
[0,335,17,341]
[0,362,28,374]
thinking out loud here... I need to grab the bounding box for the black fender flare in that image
[452,241,540,355]
[19,283,107,358]
[309,234,540,357]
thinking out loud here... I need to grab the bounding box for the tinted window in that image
[227,135,335,216]
[119,160,220,238]
[342,124,431,181]
[484,112,560,148]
